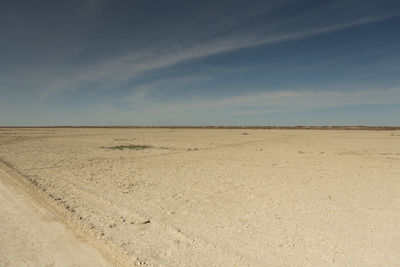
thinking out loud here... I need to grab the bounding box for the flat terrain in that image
[1,128,400,266]
[0,167,113,267]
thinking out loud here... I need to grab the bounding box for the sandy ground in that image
[0,166,114,266]
[0,128,400,266]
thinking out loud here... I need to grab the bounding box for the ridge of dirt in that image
[0,160,136,267]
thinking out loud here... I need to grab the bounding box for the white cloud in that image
[36,5,400,98]
[122,87,400,120]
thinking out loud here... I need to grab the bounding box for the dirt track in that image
[1,128,400,266]
[0,166,113,266]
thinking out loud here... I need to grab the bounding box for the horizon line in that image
[1,126,400,130]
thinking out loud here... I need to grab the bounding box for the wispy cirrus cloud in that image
[2,0,399,100]
[3,86,400,126]
[119,84,400,124]
[1,0,400,125]
[122,86,400,121]
[39,9,399,99]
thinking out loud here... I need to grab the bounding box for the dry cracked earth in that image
[1,128,400,266]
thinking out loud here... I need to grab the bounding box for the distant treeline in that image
[1,126,400,130]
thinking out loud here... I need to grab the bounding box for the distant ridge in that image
[1,126,400,130]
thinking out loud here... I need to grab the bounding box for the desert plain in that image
[1,127,400,266]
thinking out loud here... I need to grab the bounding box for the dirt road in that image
[0,166,114,267]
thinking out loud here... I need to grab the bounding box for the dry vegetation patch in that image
[102,144,152,150]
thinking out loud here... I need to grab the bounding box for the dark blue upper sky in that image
[1,0,400,125]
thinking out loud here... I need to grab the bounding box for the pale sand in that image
[0,128,400,266]
[0,167,115,266]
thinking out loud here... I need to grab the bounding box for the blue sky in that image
[1,0,400,126]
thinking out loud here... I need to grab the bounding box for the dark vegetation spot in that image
[242,132,249,135]
[143,220,151,224]
[103,145,152,150]
[65,205,75,213]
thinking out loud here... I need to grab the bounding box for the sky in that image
[1,0,400,126]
